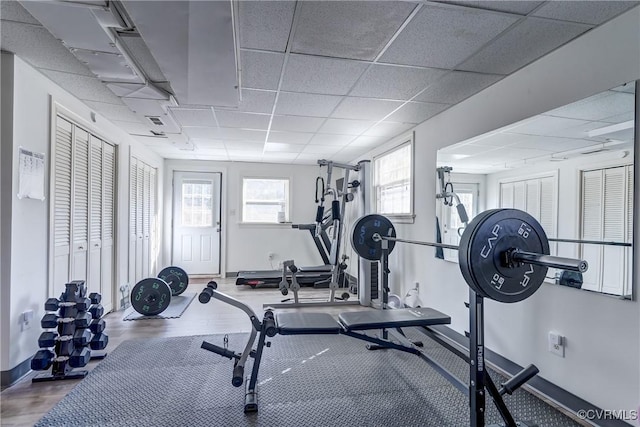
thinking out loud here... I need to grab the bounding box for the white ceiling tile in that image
[270,115,325,133]
[281,54,369,95]
[267,131,314,145]
[40,69,124,104]
[302,145,343,155]
[237,90,277,114]
[1,21,94,76]
[506,116,590,136]
[195,147,228,156]
[331,97,403,121]
[215,111,271,129]
[238,1,295,52]
[275,92,344,117]
[84,100,139,123]
[543,91,635,122]
[215,128,267,141]
[319,118,376,135]
[121,97,167,118]
[169,108,217,127]
[183,127,218,139]
[295,153,326,162]
[611,82,636,94]
[415,71,503,104]
[1,1,41,25]
[458,17,591,75]
[602,111,635,124]
[190,139,226,149]
[106,82,146,97]
[72,49,140,82]
[351,64,447,100]
[225,141,264,151]
[331,146,370,162]
[131,134,169,146]
[264,142,304,153]
[380,5,519,69]
[263,152,299,161]
[349,135,388,147]
[364,121,414,138]
[435,1,544,15]
[386,101,449,124]
[241,50,284,90]
[292,1,416,61]
[309,134,355,146]
[532,1,638,25]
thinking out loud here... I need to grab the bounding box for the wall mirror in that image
[436,81,636,299]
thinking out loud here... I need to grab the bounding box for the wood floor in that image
[0,278,363,426]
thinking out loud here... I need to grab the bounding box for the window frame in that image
[241,176,291,224]
[373,133,415,222]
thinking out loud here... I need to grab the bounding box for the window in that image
[181,180,213,227]
[374,139,413,217]
[442,183,478,262]
[580,165,633,296]
[242,178,290,223]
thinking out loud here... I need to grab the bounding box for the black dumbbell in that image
[54,336,75,356]
[89,332,109,350]
[88,304,104,319]
[42,312,92,331]
[38,331,58,348]
[31,349,55,371]
[59,306,78,319]
[89,318,106,334]
[69,348,91,368]
[73,329,92,346]
[44,297,91,312]
[88,292,101,304]
[51,356,71,376]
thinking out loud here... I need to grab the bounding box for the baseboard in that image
[1,356,31,390]
[420,325,631,427]
[225,271,238,278]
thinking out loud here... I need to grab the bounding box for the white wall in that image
[356,7,640,417]
[163,160,326,274]
[1,54,163,373]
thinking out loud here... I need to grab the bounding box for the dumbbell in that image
[88,304,104,319]
[89,318,106,334]
[89,333,109,350]
[131,266,189,315]
[45,297,91,312]
[31,349,55,371]
[88,292,101,304]
[69,347,91,368]
[38,330,92,349]
[41,312,92,333]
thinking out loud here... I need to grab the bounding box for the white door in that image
[172,172,221,274]
[87,135,102,296]
[71,127,89,282]
[101,143,115,312]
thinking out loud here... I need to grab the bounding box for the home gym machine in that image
[262,159,376,309]
[198,208,588,427]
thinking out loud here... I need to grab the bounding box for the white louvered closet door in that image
[581,170,603,292]
[53,117,73,298]
[150,168,157,275]
[88,136,103,296]
[71,128,90,282]
[129,158,138,287]
[142,165,151,278]
[101,143,115,312]
[135,161,144,283]
[625,166,633,296]
[601,167,625,295]
[500,183,513,208]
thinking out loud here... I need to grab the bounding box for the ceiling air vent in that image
[146,116,165,126]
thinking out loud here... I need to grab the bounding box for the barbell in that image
[130,266,189,315]
[351,209,588,304]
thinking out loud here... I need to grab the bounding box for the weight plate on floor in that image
[158,266,189,296]
[350,214,396,261]
[458,209,549,303]
[131,278,172,315]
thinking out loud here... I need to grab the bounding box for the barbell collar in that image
[510,250,588,273]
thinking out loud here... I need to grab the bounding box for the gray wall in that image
[357,7,640,418]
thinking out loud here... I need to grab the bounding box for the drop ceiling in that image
[2,0,639,164]
[438,82,636,173]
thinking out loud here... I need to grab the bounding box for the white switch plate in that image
[548,331,564,357]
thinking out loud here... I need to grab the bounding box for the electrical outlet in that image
[21,310,34,331]
[268,252,276,261]
[548,331,565,357]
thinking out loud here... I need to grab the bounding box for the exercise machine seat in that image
[339,307,451,331]
[297,265,333,273]
[276,312,342,335]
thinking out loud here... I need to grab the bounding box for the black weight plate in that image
[158,266,189,296]
[131,278,172,315]
[459,209,549,303]
[350,214,396,261]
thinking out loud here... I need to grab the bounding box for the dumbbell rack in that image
[31,280,109,382]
